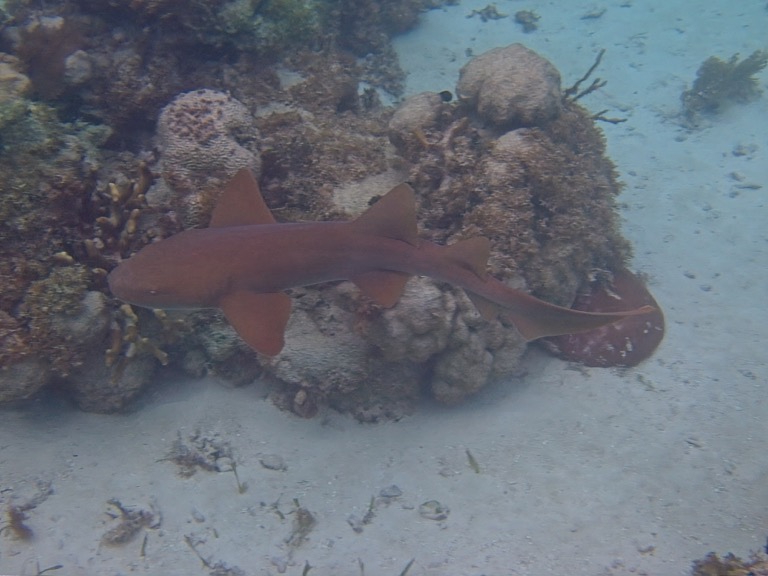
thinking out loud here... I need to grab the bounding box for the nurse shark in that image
[108,169,654,355]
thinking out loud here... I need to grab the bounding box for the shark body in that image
[108,169,654,355]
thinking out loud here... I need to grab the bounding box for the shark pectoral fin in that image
[210,169,277,228]
[352,270,411,307]
[218,290,292,356]
[444,237,491,280]
[507,291,656,341]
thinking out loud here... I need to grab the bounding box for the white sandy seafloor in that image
[2,1,767,575]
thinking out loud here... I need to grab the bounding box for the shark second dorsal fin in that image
[351,183,419,246]
[443,237,490,281]
[210,169,276,228]
[218,290,292,356]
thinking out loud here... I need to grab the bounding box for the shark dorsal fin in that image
[352,183,419,246]
[210,168,276,228]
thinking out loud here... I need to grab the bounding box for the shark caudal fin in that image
[349,183,420,307]
[480,282,656,341]
[513,301,656,341]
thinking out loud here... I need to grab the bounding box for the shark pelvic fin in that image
[210,168,276,228]
[218,290,291,356]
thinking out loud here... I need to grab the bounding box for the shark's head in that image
[107,233,222,310]
[108,243,198,309]
[108,257,169,307]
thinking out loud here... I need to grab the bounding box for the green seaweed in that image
[682,50,767,120]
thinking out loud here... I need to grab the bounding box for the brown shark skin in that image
[108,170,654,355]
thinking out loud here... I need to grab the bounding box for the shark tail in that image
[467,277,655,341]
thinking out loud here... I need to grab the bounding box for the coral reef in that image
[0,0,415,411]
[10,14,85,100]
[0,0,641,419]
[682,50,768,125]
[0,54,120,405]
[331,0,426,57]
[0,53,29,127]
[75,0,321,57]
[256,45,632,418]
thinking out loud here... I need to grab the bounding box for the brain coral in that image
[456,43,563,128]
[157,89,261,226]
